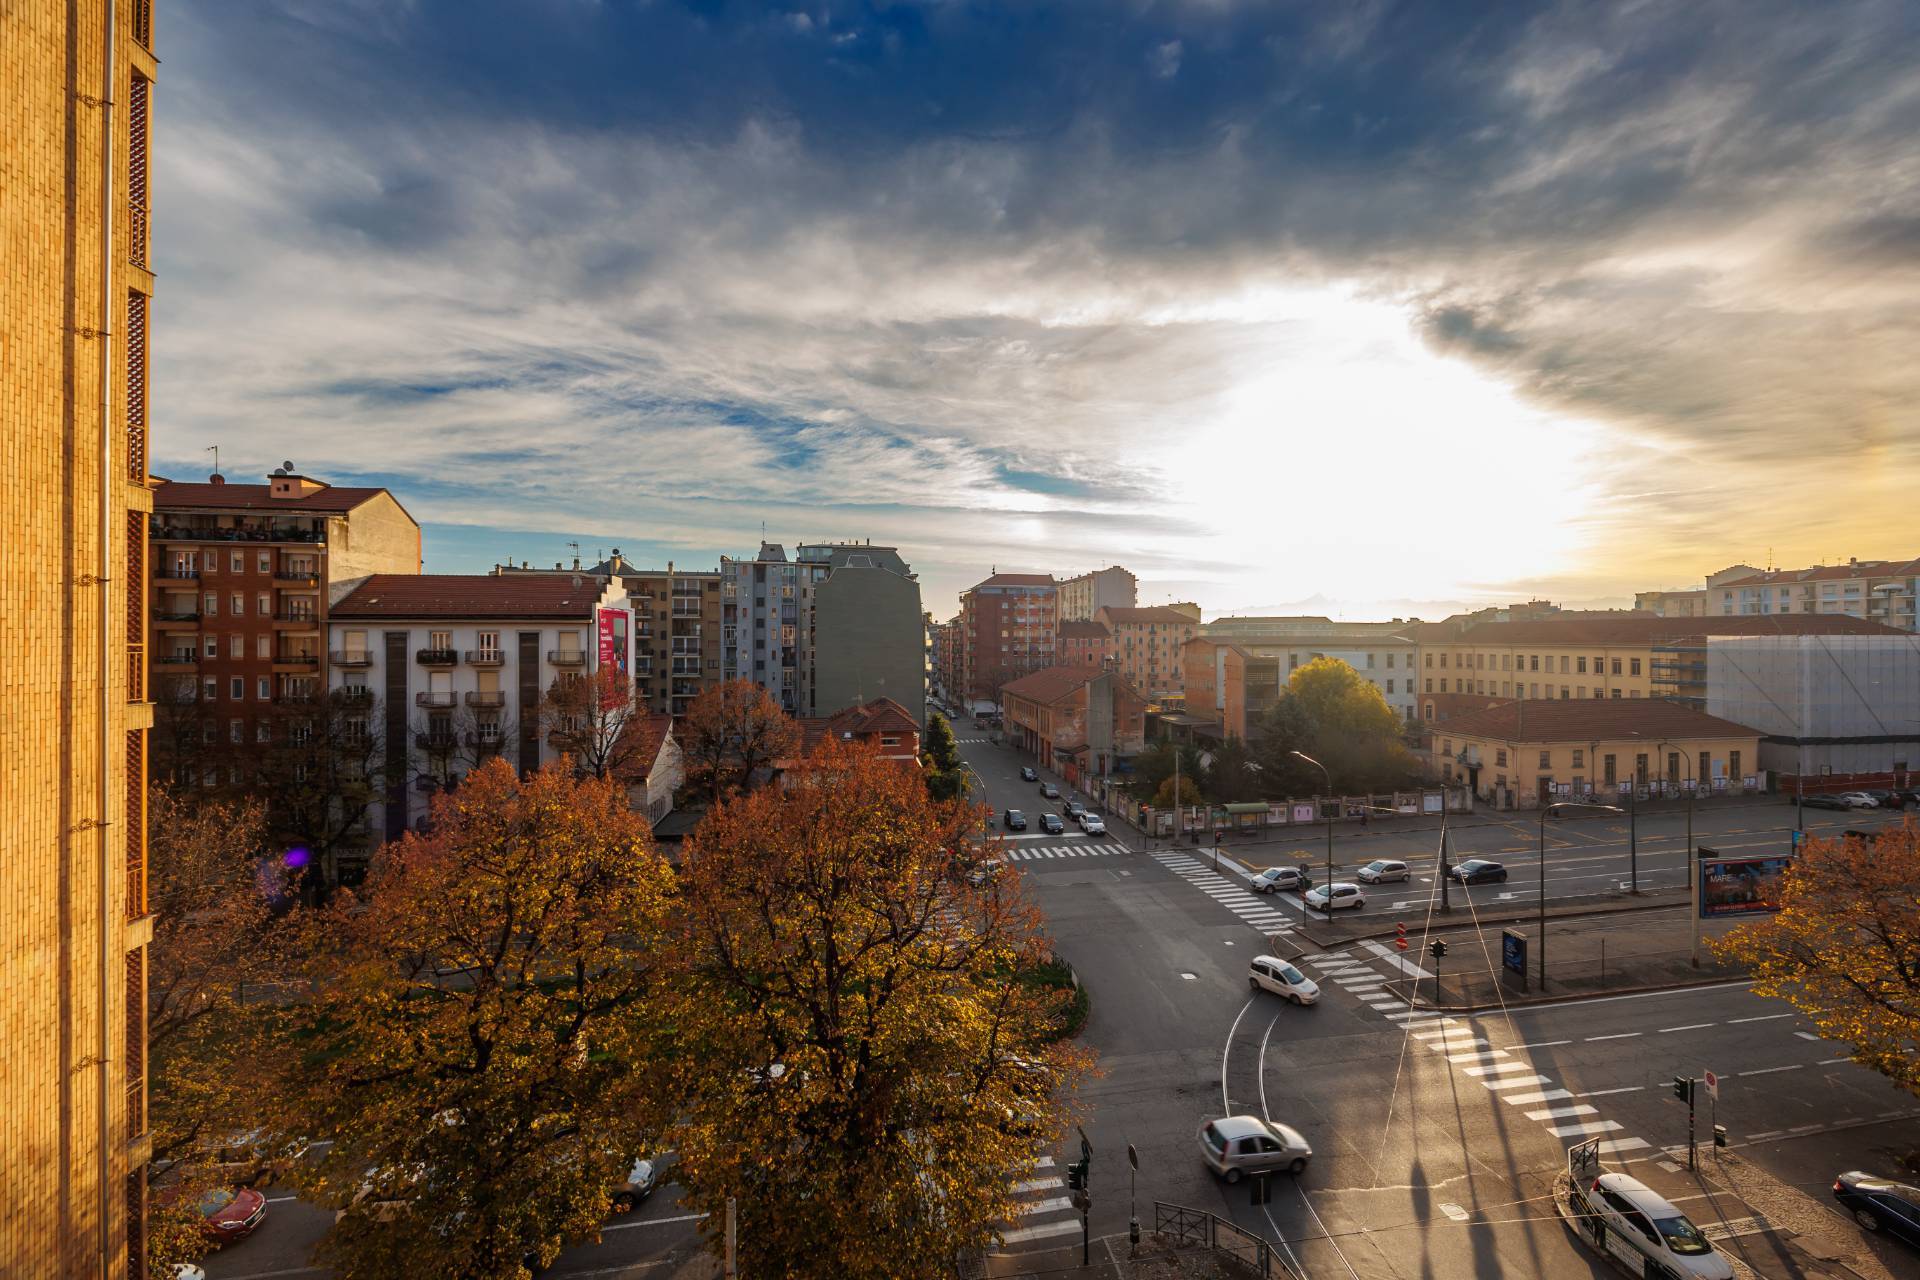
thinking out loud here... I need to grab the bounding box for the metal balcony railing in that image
[416,648,458,666]
[153,567,199,580]
[414,731,458,752]
[331,650,373,666]
[274,653,320,668]
[464,649,505,666]
[547,649,586,665]
[334,687,374,706]
[415,691,458,709]
[464,690,506,707]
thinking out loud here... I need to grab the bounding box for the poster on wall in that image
[1291,803,1317,824]
[597,607,631,676]
[1700,856,1792,917]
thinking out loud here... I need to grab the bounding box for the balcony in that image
[273,652,320,672]
[415,691,458,709]
[465,731,506,752]
[414,731,458,752]
[465,690,506,707]
[416,648,458,667]
[331,650,373,667]
[153,566,199,580]
[153,611,199,629]
[334,686,374,707]
[274,689,319,705]
[154,652,199,671]
[273,611,321,630]
[273,573,320,589]
[547,649,586,666]
[150,522,326,545]
[464,649,505,666]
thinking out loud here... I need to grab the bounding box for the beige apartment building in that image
[1709,558,1920,631]
[1055,565,1136,622]
[1096,604,1201,702]
[4,1,159,1271]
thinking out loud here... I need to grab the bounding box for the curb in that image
[1388,971,1750,1013]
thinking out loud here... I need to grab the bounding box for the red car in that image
[157,1185,268,1244]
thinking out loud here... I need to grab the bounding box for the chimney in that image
[208,473,224,485]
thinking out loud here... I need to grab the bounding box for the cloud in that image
[150,0,1920,616]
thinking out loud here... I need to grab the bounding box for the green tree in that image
[1252,659,1420,793]
[1152,774,1205,809]
[921,711,970,801]
[272,759,677,1278]
[668,737,1091,1279]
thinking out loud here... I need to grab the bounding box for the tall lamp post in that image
[1658,741,1701,967]
[1292,750,1335,897]
[1539,801,1624,988]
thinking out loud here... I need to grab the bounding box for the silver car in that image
[1198,1115,1312,1182]
[1356,859,1409,884]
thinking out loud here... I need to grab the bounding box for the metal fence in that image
[1153,1200,1304,1280]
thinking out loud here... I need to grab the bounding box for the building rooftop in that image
[975,572,1056,589]
[1058,620,1113,639]
[332,574,608,620]
[1452,614,1899,646]
[1716,559,1920,587]
[797,698,922,752]
[153,476,394,515]
[999,664,1147,706]
[1099,606,1200,625]
[1430,699,1761,743]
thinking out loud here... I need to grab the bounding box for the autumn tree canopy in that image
[1712,824,1920,1096]
[668,738,1090,1279]
[678,678,801,802]
[272,759,678,1279]
[539,666,658,783]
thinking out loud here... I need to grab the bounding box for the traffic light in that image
[1672,1076,1693,1103]
[1713,1125,1727,1148]
[1430,939,1448,961]
[1066,1158,1088,1191]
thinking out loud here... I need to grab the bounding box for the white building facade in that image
[1707,634,1920,781]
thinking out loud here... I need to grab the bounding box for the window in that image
[1425,653,1433,668]
[1559,656,1570,673]
[1439,678,1448,692]
[1572,749,1584,768]
[229,677,245,700]
[1699,752,1710,784]
[1440,653,1448,667]
[1603,754,1616,783]
[257,721,272,742]
[258,592,271,616]
[1560,685,1570,699]
[429,630,452,650]
[230,551,244,573]
[203,550,218,573]
[203,677,217,701]
[1635,753,1649,783]
[1630,658,1641,676]
[1729,750,1741,778]
[1425,678,1433,693]
[1495,749,1508,767]
[230,592,243,616]
[1442,739,1452,756]
[256,677,270,699]
[1366,653,1375,669]
[1529,655,1539,671]
[1502,654,1511,671]
[258,552,271,573]
[256,635,271,659]
[1611,658,1622,676]
[203,592,217,616]
[1386,653,1395,669]
[1529,682,1539,697]
[1577,687,1586,699]
[1611,688,1623,698]
[1539,750,1551,767]
[229,633,243,658]
[1386,679,1395,694]
[230,719,244,744]
[1577,657,1588,674]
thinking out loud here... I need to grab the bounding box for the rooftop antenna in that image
[205,444,218,476]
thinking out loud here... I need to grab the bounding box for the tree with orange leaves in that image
[270,758,677,1279]
[667,736,1092,1279]
[1711,822,1920,1096]
[538,666,660,784]
[677,677,801,802]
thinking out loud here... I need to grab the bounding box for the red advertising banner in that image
[597,607,630,675]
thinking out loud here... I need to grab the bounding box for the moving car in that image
[1304,882,1365,912]
[1248,866,1310,894]
[1356,859,1409,884]
[155,1185,268,1244]
[1581,1173,1734,1278]
[1248,956,1319,1004]
[1039,782,1060,799]
[1832,1171,1920,1246]
[1020,766,1038,782]
[1039,812,1065,834]
[1078,814,1107,835]
[1063,800,1086,819]
[611,1157,660,1213]
[1198,1115,1312,1182]
[1003,809,1028,831]
[1451,859,1508,885]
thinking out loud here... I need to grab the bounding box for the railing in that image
[334,687,374,706]
[153,610,199,623]
[274,574,320,589]
[149,524,326,544]
[414,732,458,752]
[466,732,505,751]
[153,567,198,580]
[273,610,319,625]
[126,643,146,702]
[1154,1202,1301,1280]
[331,650,373,666]
[274,653,320,669]
[131,0,153,49]
[416,648,458,666]
[464,649,505,666]
[154,652,198,667]
[465,690,506,707]
[415,692,458,709]
[547,650,586,665]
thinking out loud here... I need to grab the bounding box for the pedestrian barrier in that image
[1152,1200,1304,1279]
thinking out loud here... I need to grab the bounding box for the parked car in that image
[1836,792,1880,809]
[1020,766,1038,782]
[1580,1173,1734,1278]
[1249,956,1319,1005]
[1039,812,1066,834]
[1039,782,1060,799]
[1860,789,1900,808]
[1248,866,1310,894]
[1003,809,1028,831]
[1832,1171,1920,1247]
[1198,1115,1312,1182]
[1802,793,1852,810]
[1451,859,1508,885]
[1079,814,1107,836]
[1304,882,1365,912]
[154,1185,268,1245]
[1356,859,1409,884]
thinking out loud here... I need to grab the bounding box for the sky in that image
[151,0,1920,620]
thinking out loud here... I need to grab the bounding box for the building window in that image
[229,634,243,658]
[1425,678,1433,693]
[1630,658,1641,676]
[1366,653,1375,669]
[1559,656,1570,673]
[1572,749,1585,768]
[1612,688,1623,699]
[203,677,217,701]
[1538,750,1551,767]
[1577,657,1588,674]
[257,721,272,742]
[1603,754,1616,783]
[204,592,217,616]
[1611,658,1622,675]
[1440,653,1448,667]
[1729,751,1742,778]
[1386,679,1395,694]
[229,677,244,700]
[229,551,243,573]
[429,630,451,651]
[1699,752,1711,784]
[230,719,244,744]
[257,635,271,659]
[1425,653,1433,668]
[203,550,218,573]
[258,592,271,616]
[1495,749,1507,767]
[1560,686,1570,699]
[1634,753,1649,784]
[1577,687,1586,699]
[1386,653,1395,668]
[1529,655,1539,671]
[1530,683,1539,697]
[230,592,243,616]
[1439,678,1448,692]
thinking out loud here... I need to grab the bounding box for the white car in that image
[1837,792,1880,809]
[1580,1173,1733,1278]
[1356,859,1409,884]
[1249,866,1309,894]
[1248,956,1319,1005]
[1304,882,1365,912]
[1078,813,1106,835]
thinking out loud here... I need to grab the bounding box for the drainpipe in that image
[96,0,121,1272]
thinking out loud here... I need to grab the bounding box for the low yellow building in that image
[1429,699,1764,808]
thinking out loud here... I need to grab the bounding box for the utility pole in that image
[1293,751,1334,902]
[725,1196,737,1277]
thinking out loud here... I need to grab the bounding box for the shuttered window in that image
[125,948,147,1136]
[131,0,153,49]
[126,730,146,917]
[126,290,149,482]
[128,75,150,267]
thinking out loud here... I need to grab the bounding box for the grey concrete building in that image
[801,542,926,726]
[1707,634,1920,781]
[1056,566,1137,622]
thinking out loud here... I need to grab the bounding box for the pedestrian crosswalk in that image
[1290,948,1408,1018]
[995,1154,1080,1247]
[1150,852,1302,937]
[955,736,992,744]
[1003,841,1132,862]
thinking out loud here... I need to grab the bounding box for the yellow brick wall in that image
[3,2,152,1274]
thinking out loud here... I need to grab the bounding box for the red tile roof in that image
[1717,560,1920,587]
[1100,606,1199,625]
[798,698,922,754]
[1057,620,1112,639]
[331,574,607,620]
[153,479,395,514]
[1430,699,1761,743]
[974,573,1056,589]
[1452,614,1899,646]
[999,665,1100,704]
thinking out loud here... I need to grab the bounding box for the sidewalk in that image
[981,1234,1258,1279]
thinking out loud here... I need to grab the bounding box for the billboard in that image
[1699,855,1792,917]
[597,607,631,676]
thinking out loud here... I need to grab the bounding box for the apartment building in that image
[1415,615,1895,713]
[150,468,420,776]
[802,542,925,725]
[930,617,962,702]
[1096,605,1201,701]
[328,575,634,841]
[1429,700,1763,808]
[1709,558,1920,631]
[1201,615,1414,639]
[956,572,1058,710]
[1055,565,1137,622]
[1182,631,1421,738]
[1057,619,1115,669]
[5,2,159,1270]
[1000,666,1148,790]
[722,543,820,716]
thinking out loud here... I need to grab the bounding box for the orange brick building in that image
[1056,618,1114,669]
[4,1,160,1271]
[1000,666,1147,788]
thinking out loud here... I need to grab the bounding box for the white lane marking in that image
[1361,938,1434,979]
[1482,1075,1555,1091]
[1446,1050,1512,1064]
[1739,1064,1803,1076]
[1729,1013,1794,1024]
[1511,1040,1572,1050]
[1575,1086,1644,1098]
[1818,1057,1854,1065]
[1549,1119,1624,1137]
[1794,1031,1821,1041]
[999,1219,1084,1243]
[1012,1177,1062,1193]
[1465,980,1753,1017]
[1598,1137,1652,1154]
[1658,1023,1716,1033]
[1464,1062,1537,1077]
[603,1211,713,1232]
[1585,1032,1642,1042]
[1017,1196,1074,1216]
[1526,1105,1600,1121]
[1503,1089,1575,1105]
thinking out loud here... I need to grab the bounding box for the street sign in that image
[1502,929,1526,977]
[1567,1136,1602,1183]
[1704,1070,1719,1102]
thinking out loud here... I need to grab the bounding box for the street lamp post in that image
[1292,750,1335,900]
[1538,801,1625,989]
[1658,741,1701,967]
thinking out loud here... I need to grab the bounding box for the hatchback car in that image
[1003,809,1028,831]
[1582,1173,1733,1278]
[1020,766,1038,782]
[1451,859,1508,885]
[1832,1171,1920,1246]
[1304,882,1365,911]
[1249,956,1319,1005]
[1837,791,1880,809]
[1249,866,1310,894]
[1039,782,1060,799]
[1039,812,1065,834]
[1861,789,1899,808]
[157,1185,268,1244]
[1079,814,1107,835]
[1198,1115,1312,1182]
[611,1157,660,1213]
[1063,800,1086,819]
[1356,859,1409,884]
